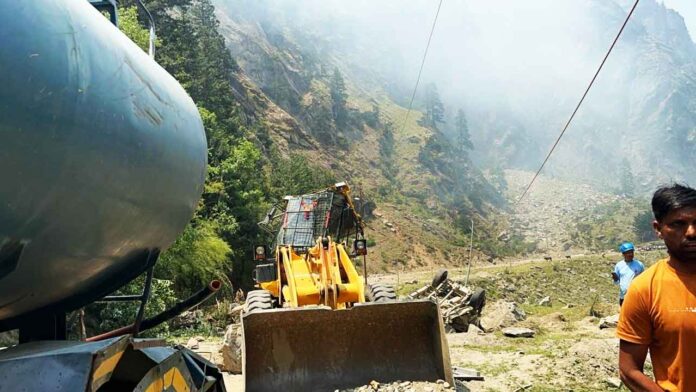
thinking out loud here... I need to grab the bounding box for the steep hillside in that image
[504,170,653,255]
[208,1,672,268]
[211,1,509,269]
[468,0,696,191]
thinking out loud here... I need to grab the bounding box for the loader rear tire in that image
[366,283,397,302]
[244,290,273,315]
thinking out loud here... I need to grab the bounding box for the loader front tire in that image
[366,283,397,302]
[244,290,273,315]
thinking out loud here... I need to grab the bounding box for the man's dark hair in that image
[652,184,696,222]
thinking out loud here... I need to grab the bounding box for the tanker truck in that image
[0,1,225,390]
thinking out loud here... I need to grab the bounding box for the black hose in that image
[86,280,222,342]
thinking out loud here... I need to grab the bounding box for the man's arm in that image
[619,340,662,391]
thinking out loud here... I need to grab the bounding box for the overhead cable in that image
[398,0,444,133]
[517,0,640,204]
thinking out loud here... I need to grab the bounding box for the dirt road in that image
[214,251,668,391]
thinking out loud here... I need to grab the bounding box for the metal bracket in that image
[98,250,159,336]
[89,0,118,26]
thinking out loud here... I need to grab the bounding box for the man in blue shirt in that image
[612,242,645,306]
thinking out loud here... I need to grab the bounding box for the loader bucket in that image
[242,300,452,392]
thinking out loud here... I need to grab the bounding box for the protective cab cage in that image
[254,185,367,283]
[260,187,364,251]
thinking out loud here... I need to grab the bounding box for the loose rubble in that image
[342,379,466,392]
[505,169,629,253]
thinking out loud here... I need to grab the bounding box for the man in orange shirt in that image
[617,184,696,391]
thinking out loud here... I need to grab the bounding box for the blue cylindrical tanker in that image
[0,1,207,330]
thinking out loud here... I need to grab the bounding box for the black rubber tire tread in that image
[468,288,486,315]
[366,283,397,302]
[245,295,270,302]
[245,301,272,314]
[246,298,272,307]
[246,290,270,298]
[245,290,273,315]
[431,269,449,288]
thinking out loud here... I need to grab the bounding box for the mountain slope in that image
[467,0,696,191]
[212,0,511,267]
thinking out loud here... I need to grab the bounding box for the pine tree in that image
[455,109,474,151]
[619,158,635,196]
[330,68,348,128]
[424,83,444,129]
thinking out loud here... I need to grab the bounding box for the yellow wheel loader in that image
[242,183,453,391]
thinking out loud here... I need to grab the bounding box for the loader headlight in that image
[354,239,368,256]
[254,245,266,261]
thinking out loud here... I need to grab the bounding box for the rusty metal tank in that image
[0,1,207,330]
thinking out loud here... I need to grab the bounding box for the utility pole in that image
[465,218,474,286]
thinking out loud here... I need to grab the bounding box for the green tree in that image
[633,209,657,242]
[379,121,398,184]
[489,164,507,193]
[329,68,348,128]
[118,0,271,293]
[303,81,336,143]
[423,83,445,129]
[269,154,336,197]
[116,6,156,51]
[157,222,231,296]
[619,158,635,196]
[455,109,474,151]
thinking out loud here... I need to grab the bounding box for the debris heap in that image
[407,270,485,333]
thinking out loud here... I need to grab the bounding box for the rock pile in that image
[505,169,625,252]
[344,379,462,392]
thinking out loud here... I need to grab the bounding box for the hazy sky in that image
[663,0,696,41]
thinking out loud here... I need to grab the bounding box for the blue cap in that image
[619,242,635,253]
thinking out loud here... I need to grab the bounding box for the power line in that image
[398,0,444,133]
[517,0,640,204]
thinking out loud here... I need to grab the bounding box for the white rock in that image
[220,324,243,373]
[599,314,620,329]
[502,327,535,338]
[480,300,526,331]
[186,337,199,349]
[606,377,622,388]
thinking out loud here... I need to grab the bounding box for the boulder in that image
[538,296,551,307]
[502,327,535,338]
[220,323,243,373]
[606,377,622,388]
[599,314,620,329]
[466,323,484,335]
[480,300,526,331]
[186,337,199,350]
